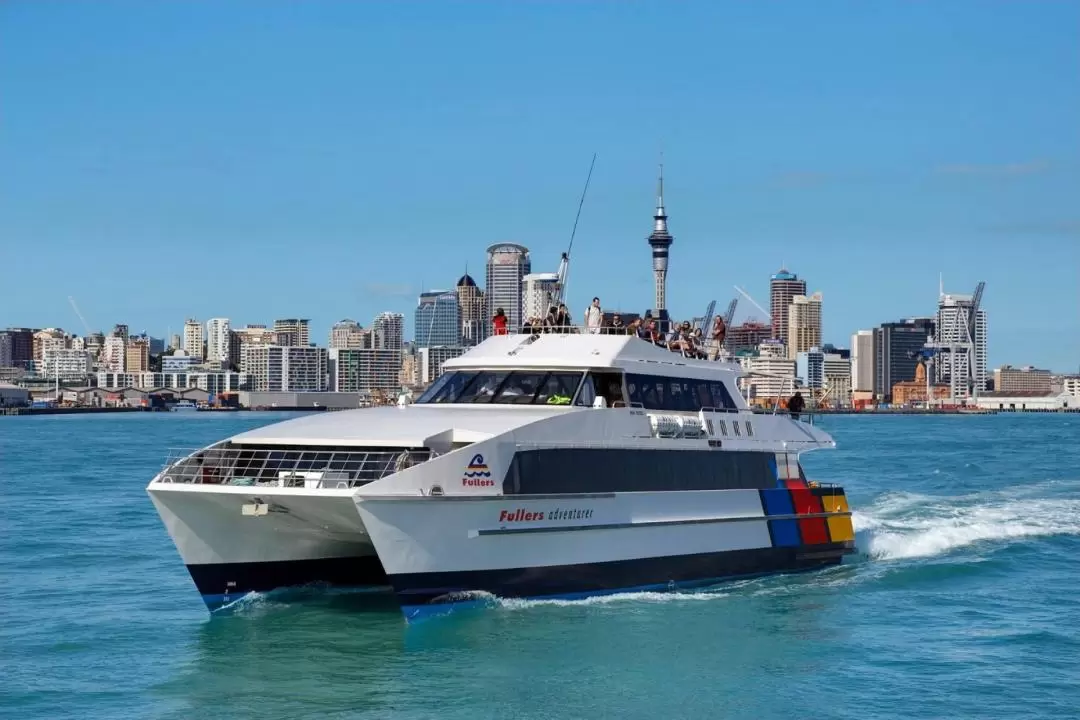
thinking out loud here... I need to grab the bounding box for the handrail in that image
[156,445,434,488]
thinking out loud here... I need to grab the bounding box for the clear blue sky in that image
[2,1,1077,371]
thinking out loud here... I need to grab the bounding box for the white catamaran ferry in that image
[147,329,856,617]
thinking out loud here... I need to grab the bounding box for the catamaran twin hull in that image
[148,448,856,617]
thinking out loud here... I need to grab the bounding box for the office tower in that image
[112,324,130,343]
[850,330,876,392]
[936,292,988,395]
[485,243,531,334]
[456,273,486,346]
[875,318,935,400]
[125,338,150,372]
[0,332,11,367]
[522,272,560,325]
[273,318,311,347]
[415,291,462,348]
[787,292,822,360]
[1,328,34,369]
[329,319,368,350]
[372,312,404,352]
[183,319,205,361]
[796,348,825,389]
[770,268,807,347]
[727,322,772,354]
[206,318,232,364]
[994,366,1051,394]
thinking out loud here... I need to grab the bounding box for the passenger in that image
[645,320,665,347]
[584,297,603,334]
[492,308,509,336]
[627,317,643,337]
[668,321,693,354]
[543,305,558,333]
[556,304,572,333]
[690,327,707,359]
[608,313,626,334]
[708,316,727,361]
[788,390,806,421]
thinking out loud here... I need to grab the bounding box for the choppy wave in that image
[853,480,1080,561]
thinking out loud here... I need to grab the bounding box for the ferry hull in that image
[354,487,856,618]
[148,485,389,610]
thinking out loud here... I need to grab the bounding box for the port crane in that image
[918,280,985,405]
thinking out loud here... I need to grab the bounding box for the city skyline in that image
[1,2,1077,371]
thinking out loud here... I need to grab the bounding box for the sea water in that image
[1,412,1078,719]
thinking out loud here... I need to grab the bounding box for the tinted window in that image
[625,373,739,412]
[416,370,583,405]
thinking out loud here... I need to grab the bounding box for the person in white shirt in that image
[584,297,602,334]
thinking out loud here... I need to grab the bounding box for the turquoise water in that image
[2,412,1079,719]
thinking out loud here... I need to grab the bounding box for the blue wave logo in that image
[463,453,491,478]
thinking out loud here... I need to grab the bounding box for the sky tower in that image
[647,163,673,325]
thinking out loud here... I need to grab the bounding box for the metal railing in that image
[156,445,434,488]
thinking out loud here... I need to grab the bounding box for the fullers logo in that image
[462,453,494,487]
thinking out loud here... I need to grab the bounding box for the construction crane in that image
[722,297,738,326]
[733,285,771,324]
[68,296,93,336]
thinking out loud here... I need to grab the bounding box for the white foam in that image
[496,587,733,611]
[854,485,1080,561]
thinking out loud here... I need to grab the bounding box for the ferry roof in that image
[443,332,743,379]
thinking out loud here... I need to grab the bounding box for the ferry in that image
[147,330,856,617]
[171,400,198,412]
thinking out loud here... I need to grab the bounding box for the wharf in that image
[1,406,150,416]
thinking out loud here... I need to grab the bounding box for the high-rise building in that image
[787,292,822,360]
[415,291,461,348]
[372,312,404,352]
[112,324,130,343]
[33,329,69,362]
[329,319,368,350]
[241,345,328,392]
[169,333,182,351]
[875,318,935,400]
[850,330,876,392]
[646,165,674,325]
[273,318,311,347]
[994,366,1051,394]
[456,273,486,347]
[796,348,825,389]
[522,272,560,326]
[1,328,34,369]
[183,319,205,361]
[0,332,12,368]
[125,338,150,373]
[936,292,988,395]
[206,318,232,364]
[328,348,401,394]
[42,349,93,380]
[770,268,807,346]
[101,335,126,373]
[485,243,531,335]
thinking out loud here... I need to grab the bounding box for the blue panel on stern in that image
[768,519,801,547]
[761,488,795,516]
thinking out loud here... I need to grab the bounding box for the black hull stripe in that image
[187,555,388,610]
[477,511,852,536]
[390,543,854,607]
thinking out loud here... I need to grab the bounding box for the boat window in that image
[417,370,584,405]
[454,371,512,403]
[418,371,479,404]
[535,372,582,405]
[587,371,626,407]
[625,373,738,412]
[574,374,597,407]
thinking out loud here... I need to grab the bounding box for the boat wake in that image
[852,480,1080,562]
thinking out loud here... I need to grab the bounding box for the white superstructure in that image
[148,330,855,616]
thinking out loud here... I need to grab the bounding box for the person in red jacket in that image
[492,307,509,336]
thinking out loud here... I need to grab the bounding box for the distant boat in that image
[171,400,198,412]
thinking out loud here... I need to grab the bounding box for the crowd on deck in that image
[491,297,729,361]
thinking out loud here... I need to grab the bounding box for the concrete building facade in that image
[485,243,531,336]
[787,292,822,360]
[993,365,1051,394]
[769,268,806,347]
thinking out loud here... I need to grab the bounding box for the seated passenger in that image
[607,314,626,334]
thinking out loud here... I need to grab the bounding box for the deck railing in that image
[156,446,434,488]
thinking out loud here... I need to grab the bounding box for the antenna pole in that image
[553,153,597,308]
